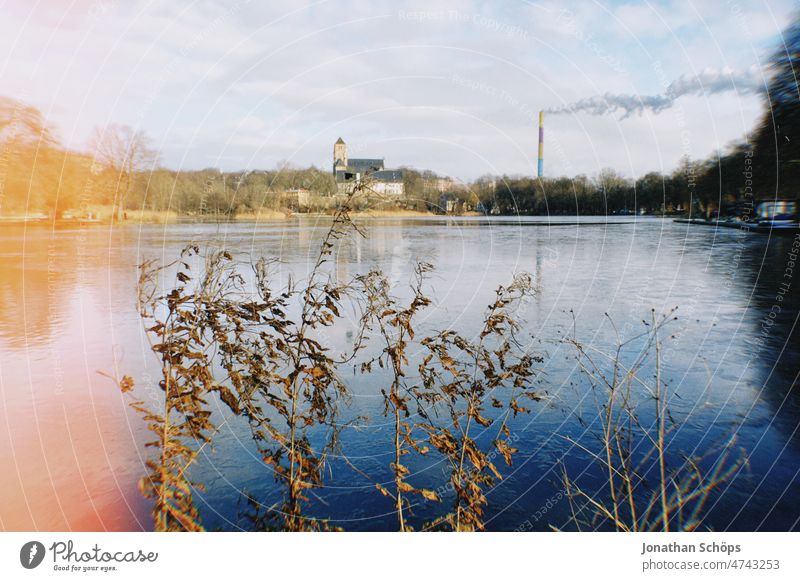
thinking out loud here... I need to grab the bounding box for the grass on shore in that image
[232,208,295,220]
[1,205,466,225]
[350,208,434,217]
[98,206,179,224]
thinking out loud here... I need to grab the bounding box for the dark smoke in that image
[546,67,765,118]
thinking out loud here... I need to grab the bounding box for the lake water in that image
[1,216,799,531]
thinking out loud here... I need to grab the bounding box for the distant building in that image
[333,137,404,196]
[283,188,311,210]
[435,177,465,193]
[438,192,464,214]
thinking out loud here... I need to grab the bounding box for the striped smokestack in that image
[537,110,544,178]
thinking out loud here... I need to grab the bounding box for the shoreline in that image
[1,209,680,225]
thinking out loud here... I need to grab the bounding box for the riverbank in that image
[0,207,180,224]
[352,208,442,217]
[675,217,800,235]
[1,208,675,226]
[0,207,450,224]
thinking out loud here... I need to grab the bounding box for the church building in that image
[333,138,404,196]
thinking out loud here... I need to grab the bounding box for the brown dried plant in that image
[121,181,372,531]
[417,273,543,531]
[560,309,746,532]
[216,182,369,530]
[356,263,437,531]
[122,244,248,531]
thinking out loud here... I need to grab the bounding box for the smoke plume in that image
[545,67,764,118]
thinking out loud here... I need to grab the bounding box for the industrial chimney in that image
[537,111,544,178]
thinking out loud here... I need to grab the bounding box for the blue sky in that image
[1,0,796,180]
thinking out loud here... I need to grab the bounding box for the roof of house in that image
[372,169,404,182]
[347,158,384,171]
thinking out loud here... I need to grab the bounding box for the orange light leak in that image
[0,224,149,531]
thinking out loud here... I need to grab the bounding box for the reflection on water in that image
[0,217,798,531]
[0,224,149,530]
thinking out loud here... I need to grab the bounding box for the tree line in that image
[0,106,341,219]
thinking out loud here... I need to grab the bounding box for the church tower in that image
[333,137,347,174]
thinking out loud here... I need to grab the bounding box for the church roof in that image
[335,137,345,144]
[348,158,384,171]
[372,169,403,182]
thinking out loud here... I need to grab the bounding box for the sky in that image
[0,0,796,180]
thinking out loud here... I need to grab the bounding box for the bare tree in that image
[90,123,158,220]
[1,97,62,217]
[0,97,54,144]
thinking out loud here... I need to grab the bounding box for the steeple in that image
[333,137,347,174]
